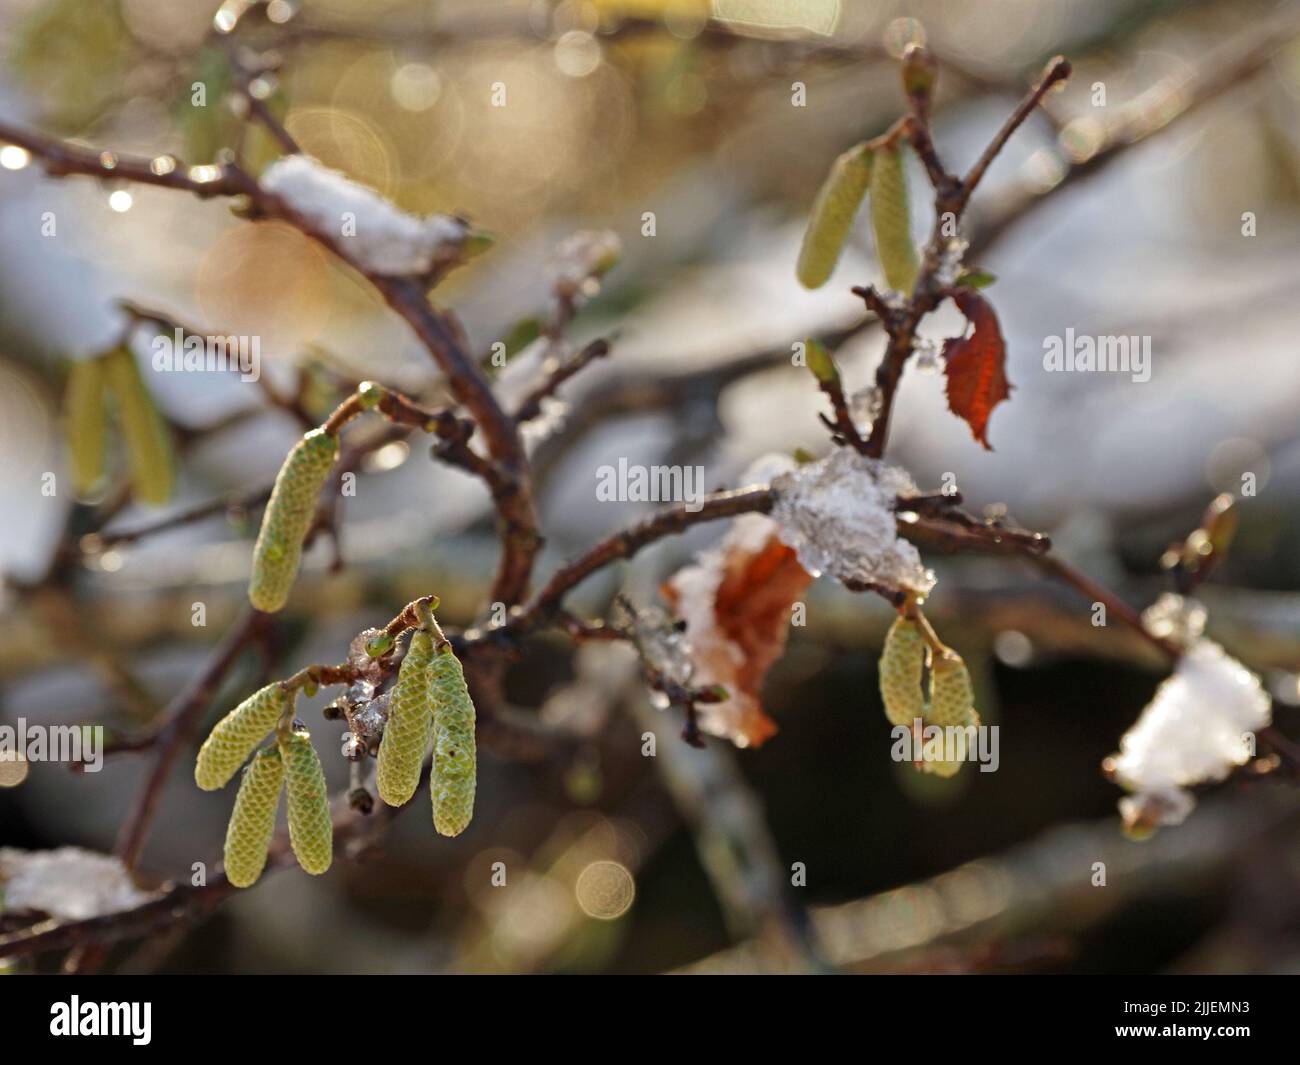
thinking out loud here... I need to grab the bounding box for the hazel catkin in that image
[921,651,980,778]
[869,145,919,294]
[248,428,339,612]
[429,644,476,838]
[879,616,927,728]
[195,683,286,791]
[796,142,873,290]
[280,727,333,875]
[223,746,283,888]
[375,629,435,807]
[104,345,174,505]
[64,356,109,497]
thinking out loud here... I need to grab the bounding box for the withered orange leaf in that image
[942,289,1012,451]
[663,519,812,748]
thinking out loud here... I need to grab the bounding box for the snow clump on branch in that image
[0,847,154,920]
[1110,639,1272,833]
[260,154,471,277]
[768,448,935,596]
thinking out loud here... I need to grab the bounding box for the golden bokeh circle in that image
[574,860,635,920]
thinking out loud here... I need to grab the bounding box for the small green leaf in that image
[463,230,495,259]
[804,338,839,385]
[364,632,395,658]
[956,268,997,290]
[491,316,543,370]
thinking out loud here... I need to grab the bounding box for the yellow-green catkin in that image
[796,142,873,289]
[195,683,286,791]
[64,356,108,496]
[375,629,436,807]
[104,345,174,505]
[879,616,927,727]
[869,145,919,293]
[429,645,476,838]
[248,428,339,612]
[922,651,980,778]
[280,727,332,875]
[223,746,283,888]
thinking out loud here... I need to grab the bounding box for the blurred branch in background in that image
[680,791,1300,974]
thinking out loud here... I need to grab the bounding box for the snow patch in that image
[0,847,154,920]
[768,448,934,594]
[260,155,468,276]
[1111,639,1272,827]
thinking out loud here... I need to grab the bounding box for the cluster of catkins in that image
[375,627,477,837]
[195,684,330,887]
[796,139,919,294]
[192,408,478,887]
[878,613,980,777]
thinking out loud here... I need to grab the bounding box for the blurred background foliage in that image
[2,0,1300,973]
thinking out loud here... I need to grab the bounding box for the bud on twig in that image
[901,44,937,99]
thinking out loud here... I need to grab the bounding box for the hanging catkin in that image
[869,145,919,293]
[104,345,174,505]
[248,428,339,612]
[879,616,927,727]
[921,650,980,778]
[375,629,436,807]
[223,746,283,888]
[280,727,333,875]
[429,644,476,837]
[65,356,108,496]
[796,142,873,289]
[195,683,286,791]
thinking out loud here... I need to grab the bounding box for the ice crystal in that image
[551,229,622,295]
[260,155,468,276]
[1111,639,1271,827]
[913,337,942,375]
[934,235,969,287]
[848,386,883,436]
[0,847,153,919]
[621,602,693,688]
[1141,592,1207,648]
[520,396,568,446]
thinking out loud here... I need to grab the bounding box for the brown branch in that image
[513,337,611,423]
[952,56,1072,215]
[976,10,1300,248]
[520,487,777,625]
[0,124,244,196]
[367,277,540,604]
[89,486,267,556]
[218,37,301,155]
[1029,554,1180,661]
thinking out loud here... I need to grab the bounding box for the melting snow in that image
[768,448,935,595]
[260,155,468,276]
